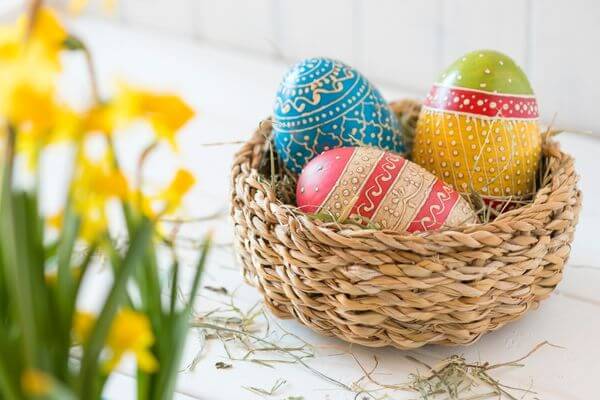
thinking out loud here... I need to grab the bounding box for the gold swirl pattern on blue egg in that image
[273,58,405,173]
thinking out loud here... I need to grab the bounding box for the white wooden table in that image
[64,18,600,400]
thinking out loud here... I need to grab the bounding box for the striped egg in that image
[273,57,405,173]
[412,50,542,209]
[296,147,477,233]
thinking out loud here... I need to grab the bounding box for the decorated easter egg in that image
[296,147,478,233]
[273,57,404,173]
[412,50,542,207]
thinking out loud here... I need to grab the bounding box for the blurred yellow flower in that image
[84,103,117,134]
[73,309,157,373]
[47,212,64,231]
[114,83,194,149]
[0,25,20,60]
[159,169,195,214]
[69,0,88,14]
[13,96,81,166]
[53,105,83,141]
[130,168,196,219]
[0,7,70,151]
[71,152,128,241]
[104,309,158,373]
[73,310,96,344]
[17,7,67,61]
[129,189,156,219]
[69,0,117,15]
[8,81,56,128]
[0,7,67,73]
[0,66,56,127]
[21,369,52,396]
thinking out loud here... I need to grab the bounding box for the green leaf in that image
[138,234,211,400]
[151,234,211,400]
[0,129,40,365]
[55,209,80,310]
[53,209,82,370]
[185,234,212,314]
[53,212,91,381]
[79,218,154,398]
[169,260,179,315]
[72,243,98,299]
[150,312,188,400]
[139,248,163,329]
[1,190,40,366]
[0,334,22,399]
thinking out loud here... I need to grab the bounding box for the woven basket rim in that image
[232,117,578,246]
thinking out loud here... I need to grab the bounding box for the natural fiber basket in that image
[230,99,582,349]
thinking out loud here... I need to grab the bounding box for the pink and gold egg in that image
[296,147,477,233]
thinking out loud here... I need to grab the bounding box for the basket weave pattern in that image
[230,101,582,349]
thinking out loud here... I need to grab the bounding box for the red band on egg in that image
[407,180,460,233]
[296,147,355,213]
[352,151,407,219]
[423,85,539,119]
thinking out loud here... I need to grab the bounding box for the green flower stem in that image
[64,34,100,105]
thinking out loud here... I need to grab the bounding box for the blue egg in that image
[273,57,404,173]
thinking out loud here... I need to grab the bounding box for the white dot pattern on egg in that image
[272,58,405,173]
[413,50,542,204]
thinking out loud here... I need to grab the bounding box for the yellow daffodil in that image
[53,105,83,141]
[73,310,96,344]
[0,25,20,61]
[21,369,52,396]
[69,0,117,15]
[69,0,88,15]
[47,212,64,231]
[12,94,81,167]
[71,152,128,241]
[0,67,56,129]
[0,7,66,119]
[113,83,194,149]
[104,309,158,373]
[129,188,156,218]
[159,169,195,214]
[16,7,67,69]
[0,7,73,159]
[0,8,66,85]
[72,309,158,373]
[84,103,117,134]
[128,168,196,219]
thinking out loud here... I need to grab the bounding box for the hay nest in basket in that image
[229,99,582,349]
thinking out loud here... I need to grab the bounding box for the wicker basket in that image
[230,100,582,349]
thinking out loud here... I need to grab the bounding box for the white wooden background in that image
[68,0,600,134]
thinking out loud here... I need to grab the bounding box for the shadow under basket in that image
[229,99,582,349]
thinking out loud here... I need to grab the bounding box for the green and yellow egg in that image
[413,50,542,206]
